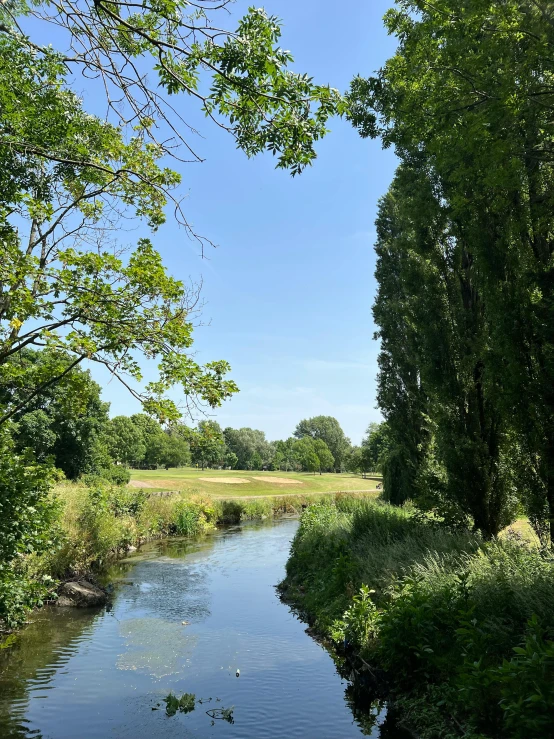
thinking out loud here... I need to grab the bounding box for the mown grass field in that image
[128,468,382,498]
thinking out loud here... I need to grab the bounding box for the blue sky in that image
[88,0,399,444]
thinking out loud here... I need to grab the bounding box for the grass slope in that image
[281,499,554,739]
[128,468,381,498]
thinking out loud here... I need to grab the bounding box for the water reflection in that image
[0,520,411,738]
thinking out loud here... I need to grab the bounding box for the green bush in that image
[172,501,205,535]
[0,431,60,628]
[81,464,131,487]
[282,499,554,739]
[102,465,131,486]
[218,500,244,523]
[241,498,273,519]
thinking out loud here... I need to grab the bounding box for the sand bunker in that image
[199,477,251,484]
[252,476,304,485]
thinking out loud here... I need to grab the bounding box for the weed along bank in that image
[0,515,411,738]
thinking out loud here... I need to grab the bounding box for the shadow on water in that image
[0,607,101,738]
[0,519,412,739]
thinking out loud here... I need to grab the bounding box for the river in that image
[0,518,410,738]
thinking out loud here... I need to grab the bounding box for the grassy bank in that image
[281,499,554,739]
[128,468,381,497]
[1,481,371,632]
[45,483,363,578]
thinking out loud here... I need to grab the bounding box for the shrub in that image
[0,431,60,628]
[241,498,273,519]
[218,500,244,523]
[81,464,131,487]
[172,501,206,535]
[101,465,131,486]
[282,499,554,739]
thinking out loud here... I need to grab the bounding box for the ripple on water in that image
[0,519,410,739]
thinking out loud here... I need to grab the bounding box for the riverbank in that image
[0,481,371,633]
[0,518,403,739]
[280,499,554,739]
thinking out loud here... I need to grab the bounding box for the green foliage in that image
[292,437,320,474]
[223,427,274,470]
[104,417,146,467]
[274,438,297,472]
[75,485,142,565]
[101,466,132,487]
[347,1,554,538]
[492,618,554,737]
[3,351,110,479]
[361,422,389,474]
[331,584,379,646]
[294,416,350,471]
[189,421,225,470]
[164,692,195,717]
[216,497,273,523]
[0,430,59,627]
[313,439,335,473]
[172,501,207,536]
[283,499,554,738]
[343,445,363,473]
[224,451,238,469]
[162,433,191,469]
[4,2,343,177]
[0,35,238,430]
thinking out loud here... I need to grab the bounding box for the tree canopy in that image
[347,0,554,539]
[294,416,350,471]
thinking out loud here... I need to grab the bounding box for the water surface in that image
[0,519,409,738]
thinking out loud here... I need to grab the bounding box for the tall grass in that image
[25,485,367,584]
[282,499,554,739]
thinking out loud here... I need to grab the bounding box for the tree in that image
[294,416,350,471]
[223,427,274,470]
[250,451,263,471]
[2,350,110,479]
[346,3,554,534]
[190,421,225,470]
[162,433,191,470]
[104,416,146,467]
[345,446,363,474]
[14,411,57,464]
[0,35,238,427]
[0,0,345,427]
[293,437,320,474]
[224,451,239,470]
[0,430,58,627]
[313,439,335,474]
[141,432,165,469]
[274,438,296,472]
[371,165,515,531]
[11,4,344,180]
[361,423,389,473]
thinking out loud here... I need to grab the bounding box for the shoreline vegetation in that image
[280,498,554,739]
[0,477,374,634]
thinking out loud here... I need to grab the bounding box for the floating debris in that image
[206,706,234,724]
[163,692,196,717]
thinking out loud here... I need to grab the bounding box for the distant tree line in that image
[2,350,385,480]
